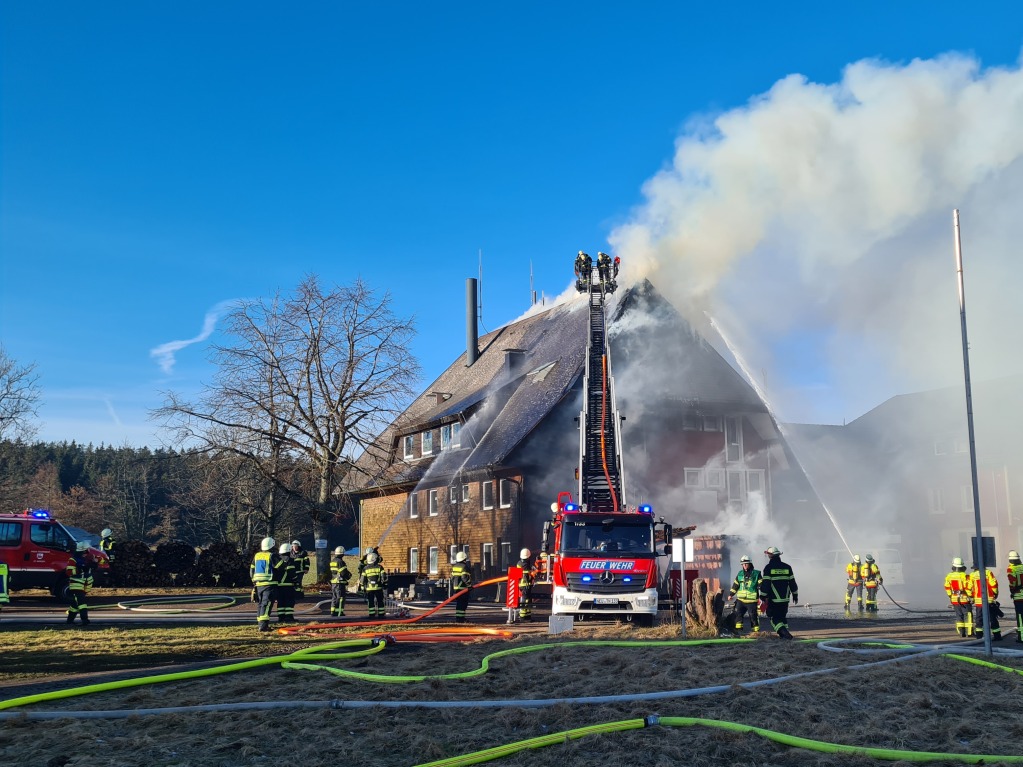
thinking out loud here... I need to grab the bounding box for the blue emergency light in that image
[564,503,579,512]
[638,504,653,514]
[623,576,632,583]
[28,509,50,519]
[581,575,592,582]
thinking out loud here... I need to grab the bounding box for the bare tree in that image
[154,275,420,580]
[0,345,41,441]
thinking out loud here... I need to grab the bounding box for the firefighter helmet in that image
[764,546,782,556]
[101,528,112,538]
[334,546,344,556]
[366,552,378,564]
[260,537,275,552]
[1009,550,1021,562]
[865,554,875,563]
[291,540,301,547]
[279,543,290,555]
[740,555,752,564]
[852,555,861,563]
[952,556,964,568]
[76,541,90,552]
[520,548,531,559]
[455,551,468,563]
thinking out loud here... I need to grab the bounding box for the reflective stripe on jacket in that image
[945,570,971,605]
[1007,563,1023,600]
[250,551,277,584]
[330,558,352,585]
[968,569,998,605]
[361,564,387,591]
[860,563,881,588]
[760,559,797,603]
[730,569,762,602]
[451,563,472,590]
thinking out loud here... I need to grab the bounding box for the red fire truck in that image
[538,264,678,625]
[0,509,111,598]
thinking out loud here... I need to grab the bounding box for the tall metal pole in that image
[953,209,991,656]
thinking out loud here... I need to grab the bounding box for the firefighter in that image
[290,540,310,601]
[450,551,473,623]
[99,528,116,561]
[360,552,387,619]
[968,563,1002,641]
[250,536,279,633]
[861,554,883,613]
[944,556,972,638]
[1006,550,1023,643]
[274,543,298,622]
[65,541,94,626]
[596,251,613,290]
[574,251,592,290]
[517,548,534,622]
[612,255,620,280]
[728,554,762,634]
[0,558,9,620]
[845,554,863,611]
[358,547,383,577]
[329,546,352,618]
[759,546,798,639]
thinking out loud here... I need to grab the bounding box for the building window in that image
[429,489,439,516]
[482,480,495,510]
[482,542,494,571]
[403,435,414,459]
[928,488,945,514]
[682,415,701,431]
[499,478,512,508]
[451,422,461,447]
[409,547,419,573]
[727,470,744,502]
[961,485,973,514]
[461,483,470,503]
[449,544,458,563]
[684,469,702,487]
[747,471,764,495]
[422,431,433,456]
[706,469,724,489]
[440,422,461,449]
[449,486,459,504]
[500,542,512,568]
[703,416,722,432]
[441,424,452,450]
[409,492,418,518]
[725,417,741,463]
[428,546,439,574]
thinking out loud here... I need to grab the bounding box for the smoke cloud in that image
[149,299,241,375]
[609,52,1023,425]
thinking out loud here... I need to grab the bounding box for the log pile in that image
[112,540,167,587]
[190,542,251,587]
[154,542,199,586]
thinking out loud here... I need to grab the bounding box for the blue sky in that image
[3,3,1023,447]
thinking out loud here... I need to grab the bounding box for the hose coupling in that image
[644,714,660,727]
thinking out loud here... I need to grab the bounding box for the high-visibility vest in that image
[730,569,761,602]
[330,558,351,585]
[361,564,387,591]
[0,563,9,605]
[251,551,275,584]
[945,570,971,605]
[66,556,93,591]
[969,569,998,605]
[1006,563,1023,600]
[451,563,472,590]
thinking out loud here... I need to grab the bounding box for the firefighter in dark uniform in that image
[66,541,94,626]
[1006,550,1023,643]
[944,556,972,637]
[451,551,473,623]
[517,548,534,622]
[759,546,797,639]
[250,536,279,632]
[274,543,298,622]
[329,546,352,617]
[290,540,310,601]
[574,251,592,291]
[728,555,762,634]
[969,563,1002,640]
[360,552,387,619]
[597,251,613,290]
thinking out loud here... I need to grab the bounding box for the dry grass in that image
[2,621,1023,767]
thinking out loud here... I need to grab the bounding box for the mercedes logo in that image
[599,570,615,585]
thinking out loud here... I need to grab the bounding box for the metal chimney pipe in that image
[466,278,478,367]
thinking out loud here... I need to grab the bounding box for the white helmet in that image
[364,547,375,555]
[334,546,344,556]
[366,552,378,564]
[764,546,782,557]
[520,548,531,559]
[852,555,861,563]
[76,541,90,552]
[292,540,301,548]
[101,528,112,538]
[739,555,751,564]
[455,551,468,563]
[865,554,875,563]
[260,537,276,552]
[279,543,290,555]
[1009,550,1021,562]
[952,556,964,568]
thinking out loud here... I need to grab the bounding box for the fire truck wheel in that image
[50,576,71,603]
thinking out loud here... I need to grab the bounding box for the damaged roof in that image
[348,279,768,493]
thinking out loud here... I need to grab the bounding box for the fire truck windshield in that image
[560,517,654,554]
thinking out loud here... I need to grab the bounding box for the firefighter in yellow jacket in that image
[450,551,473,623]
[728,555,762,634]
[861,554,883,613]
[968,564,1002,641]
[360,552,388,619]
[944,556,972,637]
[1006,550,1023,643]
[66,541,94,626]
[0,559,9,620]
[329,547,352,617]
[845,554,863,611]
[250,536,279,633]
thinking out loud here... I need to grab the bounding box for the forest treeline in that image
[0,439,356,550]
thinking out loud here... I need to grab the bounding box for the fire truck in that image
[0,509,111,599]
[538,262,676,625]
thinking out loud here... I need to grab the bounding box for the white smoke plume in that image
[610,52,1023,425]
[149,299,242,375]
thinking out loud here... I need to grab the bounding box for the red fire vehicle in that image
[0,509,111,598]
[539,262,679,625]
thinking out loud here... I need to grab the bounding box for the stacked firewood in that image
[154,542,199,586]
[190,542,251,588]
[112,540,167,587]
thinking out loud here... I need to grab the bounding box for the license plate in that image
[594,597,619,605]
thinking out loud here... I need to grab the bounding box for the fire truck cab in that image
[0,509,111,598]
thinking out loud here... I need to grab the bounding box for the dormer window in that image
[403,435,415,460]
[440,422,462,450]
[422,431,434,455]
